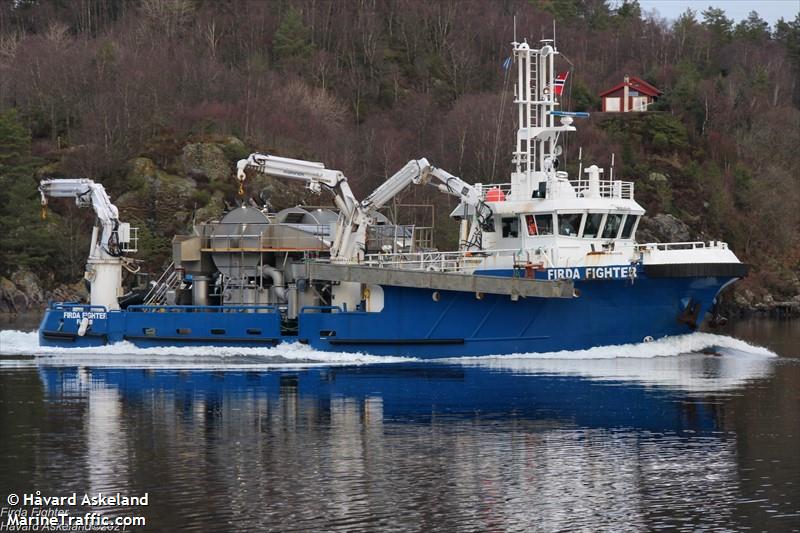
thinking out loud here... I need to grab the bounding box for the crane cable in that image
[237,167,246,197]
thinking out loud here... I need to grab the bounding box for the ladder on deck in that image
[143,262,181,305]
[530,48,539,130]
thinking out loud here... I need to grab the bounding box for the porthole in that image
[432,291,441,302]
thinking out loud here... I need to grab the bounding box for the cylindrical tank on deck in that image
[192,275,210,306]
[211,207,270,279]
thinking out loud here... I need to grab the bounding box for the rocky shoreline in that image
[0,270,88,314]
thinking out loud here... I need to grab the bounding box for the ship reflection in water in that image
[0,347,793,532]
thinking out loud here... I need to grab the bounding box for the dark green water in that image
[0,319,797,532]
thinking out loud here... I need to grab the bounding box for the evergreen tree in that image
[702,7,734,42]
[0,110,64,276]
[616,0,641,20]
[735,11,770,41]
[774,14,800,106]
[272,8,312,67]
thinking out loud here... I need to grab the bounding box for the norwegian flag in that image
[553,71,569,96]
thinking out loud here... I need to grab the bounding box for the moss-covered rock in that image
[217,135,249,162]
[117,157,198,248]
[193,191,226,223]
[181,142,231,183]
[125,157,159,188]
[247,173,314,212]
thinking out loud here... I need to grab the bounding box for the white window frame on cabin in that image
[619,214,640,240]
[581,212,607,239]
[605,97,621,112]
[556,212,586,238]
[496,215,522,249]
[602,213,625,239]
[524,213,556,237]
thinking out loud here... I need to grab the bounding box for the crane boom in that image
[236,153,358,214]
[237,153,493,260]
[419,166,493,226]
[39,178,120,232]
[38,178,135,309]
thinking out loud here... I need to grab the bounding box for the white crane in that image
[237,153,493,261]
[39,178,137,309]
[236,153,369,262]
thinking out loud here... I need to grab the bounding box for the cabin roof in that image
[599,76,662,98]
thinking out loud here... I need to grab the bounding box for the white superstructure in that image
[430,38,740,274]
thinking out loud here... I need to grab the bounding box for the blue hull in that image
[38,271,734,358]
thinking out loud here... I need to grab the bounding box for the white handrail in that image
[636,241,729,251]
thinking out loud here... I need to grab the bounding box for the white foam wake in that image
[445,333,777,393]
[0,330,414,368]
[449,332,776,361]
[0,329,776,375]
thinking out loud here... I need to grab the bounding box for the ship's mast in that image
[510,39,575,200]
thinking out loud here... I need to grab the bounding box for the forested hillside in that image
[0,0,798,312]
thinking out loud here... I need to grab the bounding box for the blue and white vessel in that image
[39,38,746,357]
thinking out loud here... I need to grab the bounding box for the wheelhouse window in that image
[558,213,584,237]
[525,215,537,235]
[602,214,624,238]
[501,217,519,238]
[526,214,554,236]
[582,213,604,238]
[620,215,639,239]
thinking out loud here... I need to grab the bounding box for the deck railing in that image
[478,183,513,200]
[636,241,729,252]
[476,179,634,200]
[361,248,526,273]
[569,179,634,199]
[200,222,330,252]
[127,305,277,313]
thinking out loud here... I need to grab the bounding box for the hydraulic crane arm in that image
[236,153,358,216]
[39,178,119,226]
[360,159,430,211]
[357,161,494,254]
[420,166,493,229]
[38,178,122,257]
[38,178,135,309]
[360,158,492,227]
[237,152,368,261]
[237,152,493,259]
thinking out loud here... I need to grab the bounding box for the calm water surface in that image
[0,318,798,532]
